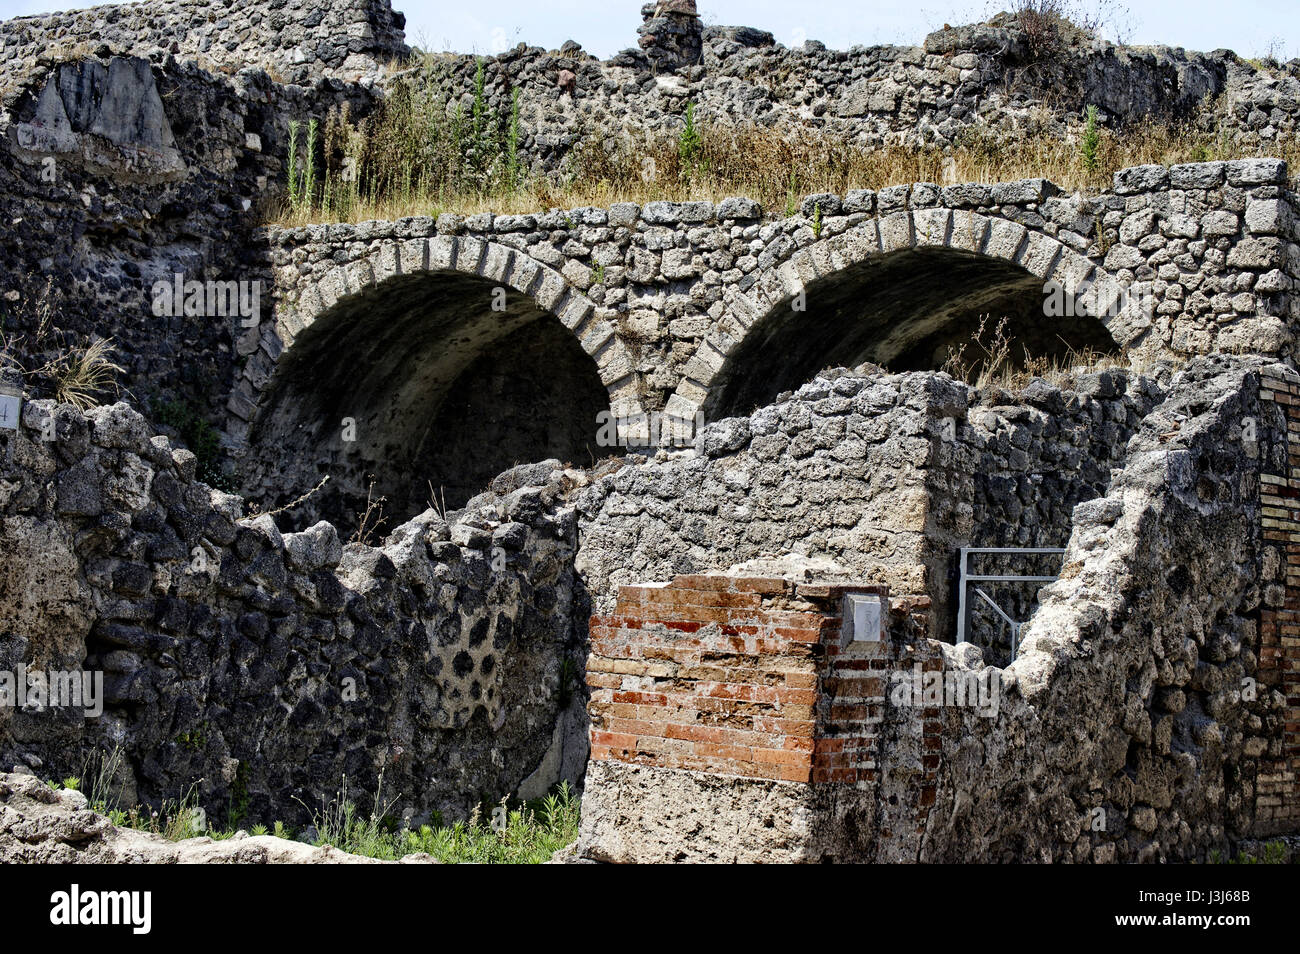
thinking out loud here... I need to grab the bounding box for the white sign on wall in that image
[0,389,20,431]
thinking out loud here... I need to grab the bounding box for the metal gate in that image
[955,547,1066,659]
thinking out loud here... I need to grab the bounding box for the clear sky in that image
[2,0,1298,61]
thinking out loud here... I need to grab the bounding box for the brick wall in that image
[1257,368,1300,831]
[586,574,931,788]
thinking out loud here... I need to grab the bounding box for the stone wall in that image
[407,9,1300,181]
[572,363,1163,649]
[0,0,407,90]
[576,355,1297,862]
[0,400,587,827]
[0,46,386,465]
[573,369,950,625]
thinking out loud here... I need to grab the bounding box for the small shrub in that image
[678,102,704,180]
[504,88,523,193]
[1010,0,1071,60]
[1080,104,1101,174]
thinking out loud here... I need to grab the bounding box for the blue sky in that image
[2,0,1299,60]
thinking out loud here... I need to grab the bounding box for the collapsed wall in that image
[574,355,1298,862]
[0,400,587,826]
[928,355,1294,861]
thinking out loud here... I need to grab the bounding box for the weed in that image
[427,480,450,522]
[46,338,124,410]
[83,744,126,817]
[1080,104,1100,174]
[1209,841,1289,864]
[940,314,1123,392]
[678,101,705,181]
[250,473,330,518]
[351,477,388,545]
[405,782,580,864]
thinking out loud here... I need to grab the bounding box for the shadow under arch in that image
[702,246,1119,422]
[243,269,610,532]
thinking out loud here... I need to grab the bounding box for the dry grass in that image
[250,474,331,519]
[48,337,125,411]
[941,314,1127,392]
[0,278,124,410]
[350,477,388,545]
[265,99,1300,227]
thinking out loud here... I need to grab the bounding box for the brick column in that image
[1257,368,1300,831]
[578,573,932,862]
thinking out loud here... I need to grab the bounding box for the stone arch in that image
[237,235,644,530]
[667,210,1149,423]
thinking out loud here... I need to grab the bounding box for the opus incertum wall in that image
[235,159,1299,529]
[573,355,1300,862]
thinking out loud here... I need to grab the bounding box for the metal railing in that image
[955,547,1066,659]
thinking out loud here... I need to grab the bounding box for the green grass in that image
[292,777,580,863]
[404,785,580,864]
[1208,841,1289,864]
[47,768,580,864]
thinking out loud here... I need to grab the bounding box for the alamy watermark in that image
[889,664,1002,718]
[1041,278,1155,321]
[151,273,261,327]
[50,884,151,934]
[596,410,705,449]
[0,665,103,718]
